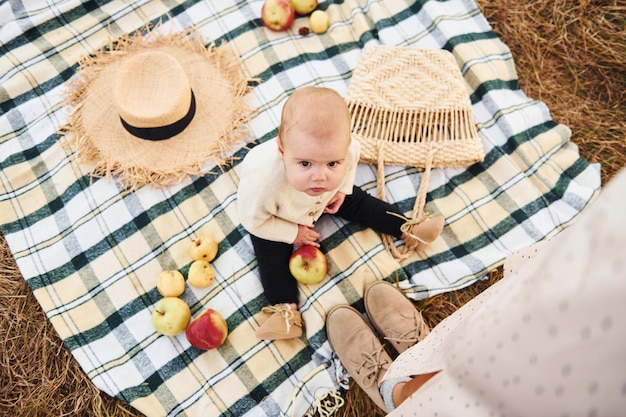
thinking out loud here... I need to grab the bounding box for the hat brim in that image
[61,25,253,191]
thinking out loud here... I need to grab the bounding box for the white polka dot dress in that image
[383,168,626,417]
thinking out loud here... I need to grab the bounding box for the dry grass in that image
[1,0,624,415]
[0,238,138,417]
[481,0,625,184]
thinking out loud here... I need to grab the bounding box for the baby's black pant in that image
[250,186,406,305]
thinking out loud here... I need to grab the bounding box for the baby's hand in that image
[294,224,320,247]
[324,192,345,214]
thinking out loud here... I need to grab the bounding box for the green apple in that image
[156,270,186,297]
[151,297,191,336]
[261,0,295,31]
[309,9,330,33]
[189,235,218,262]
[188,260,215,288]
[186,308,229,350]
[289,245,328,285]
[290,0,317,15]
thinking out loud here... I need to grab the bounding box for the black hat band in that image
[120,91,196,141]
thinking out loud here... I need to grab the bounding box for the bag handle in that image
[376,142,437,259]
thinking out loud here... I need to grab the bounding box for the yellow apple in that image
[186,308,228,350]
[156,270,186,297]
[288,245,328,284]
[188,260,215,288]
[290,0,317,15]
[151,297,191,336]
[309,10,330,33]
[189,235,218,262]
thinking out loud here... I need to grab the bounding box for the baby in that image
[237,86,443,340]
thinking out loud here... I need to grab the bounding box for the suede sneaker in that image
[364,280,430,355]
[326,305,391,412]
[255,304,303,340]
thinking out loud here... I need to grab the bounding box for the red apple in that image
[290,0,317,15]
[261,0,295,31]
[289,245,328,285]
[186,308,228,350]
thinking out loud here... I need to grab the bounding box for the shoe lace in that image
[262,304,295,333]
[350,345,390,388]
[384,310,431,346]
[305,390,345,417]
[386,211,431,244]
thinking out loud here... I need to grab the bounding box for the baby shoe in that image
[255,304,303,340]
[364,280,430,355]
[326,305,391,412]
[401,214,445,251]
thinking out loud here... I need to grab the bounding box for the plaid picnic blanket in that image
[0,0,600,416]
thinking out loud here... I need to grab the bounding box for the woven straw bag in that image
[346,46,484,258]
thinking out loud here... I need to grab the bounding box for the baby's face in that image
[279,129,350,197]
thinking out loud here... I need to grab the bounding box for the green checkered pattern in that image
[0,0,600,416]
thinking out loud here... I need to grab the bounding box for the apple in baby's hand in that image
[189,235,219,262]
[290,0,317,15]
[151,297,191,336]
[261,0,295,31]
[289,245,328,285]
[156,270,186,297]
[186,308,228,350]
[188,260,215,288]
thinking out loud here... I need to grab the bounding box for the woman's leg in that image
[380,372,440,411]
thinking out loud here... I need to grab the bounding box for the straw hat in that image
[61,24,253,191]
